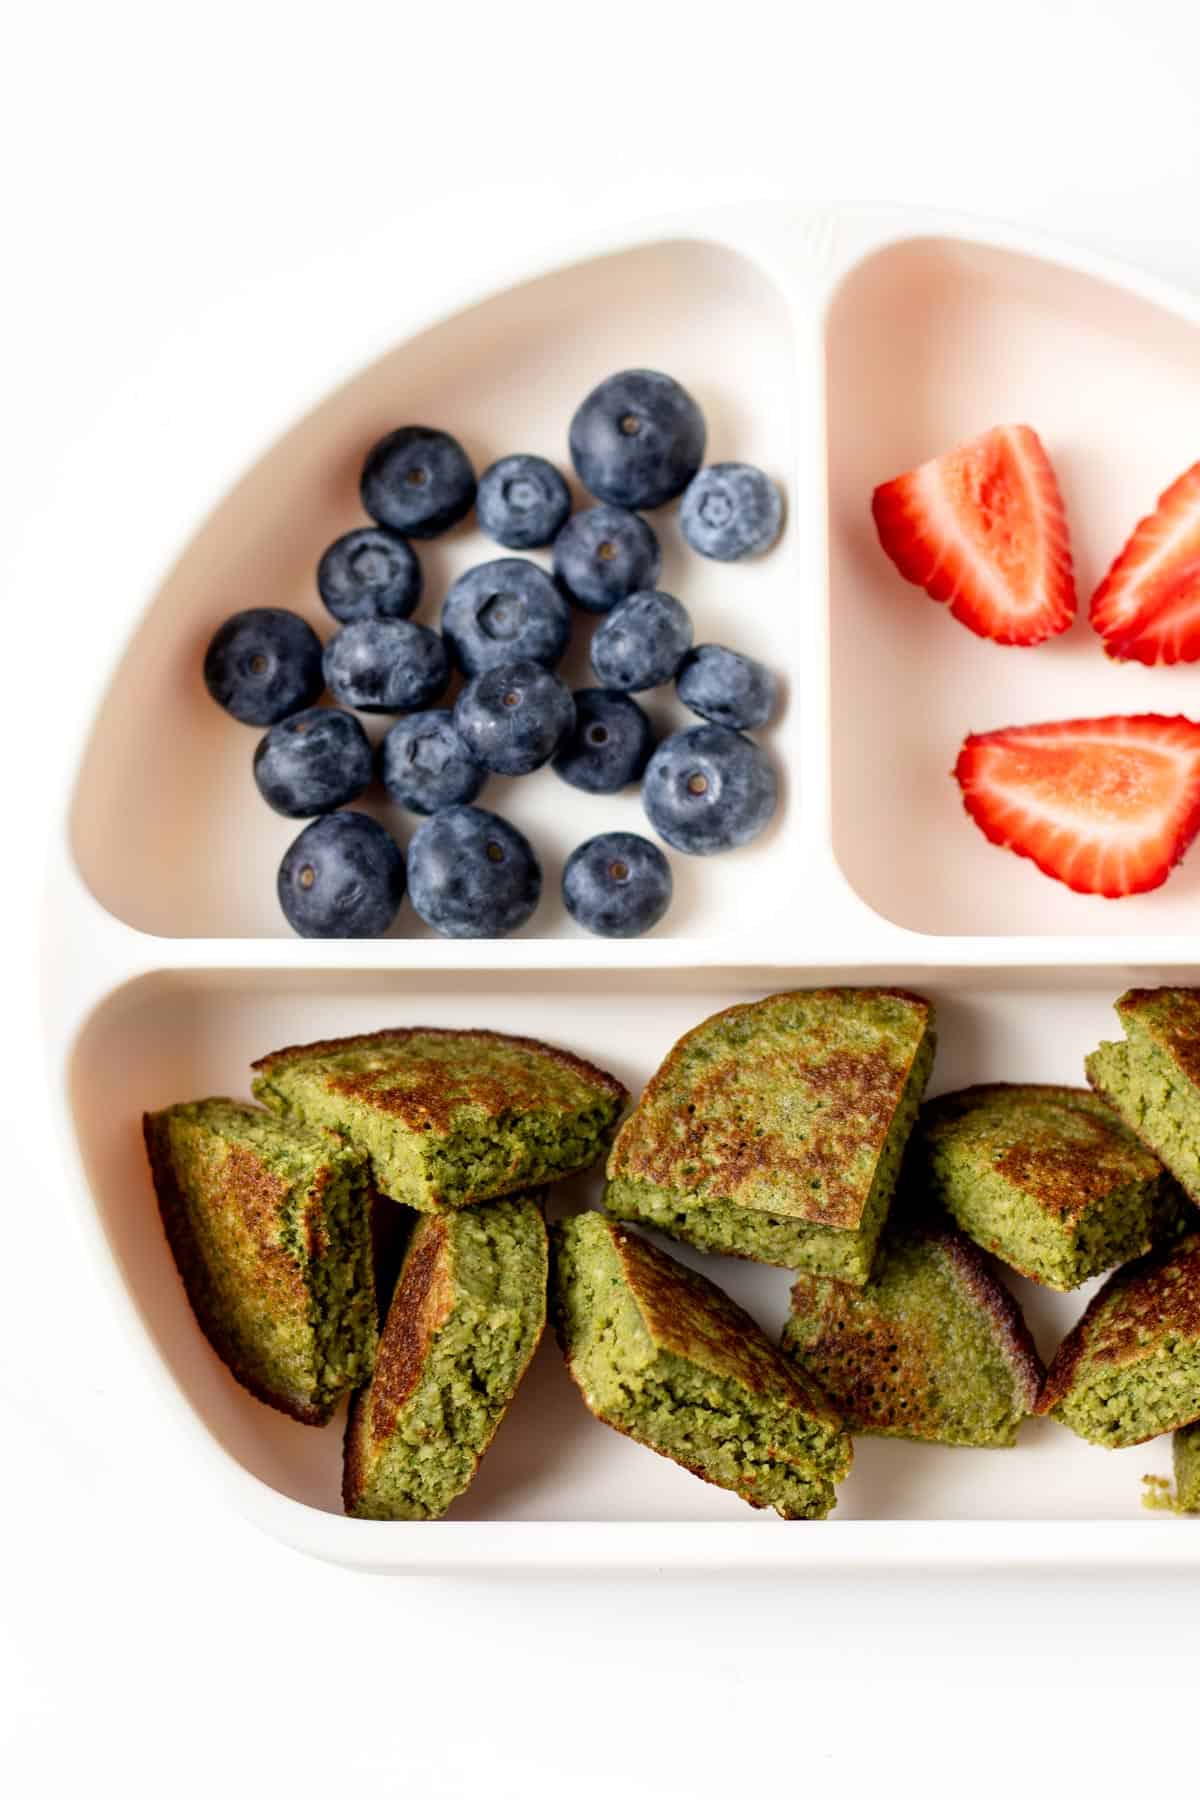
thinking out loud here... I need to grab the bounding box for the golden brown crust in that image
[921,1083,1159,1225]
[651,1046,897,1232]
[143,1112,328,1428]
[342,1216,456,1510]
[366,1219,456,1440]
[610,989,931,1232]
[608,1223,818,1410]
[1116,988,1200,1091]
[789,1227,1043,1437]
[342,1198,549,1514]
[790,1274,937,1430]
[252,1025,627,1132]
[1037,1231,1200,1416]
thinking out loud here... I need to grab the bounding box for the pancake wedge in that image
[144,1098,377,1424]
[1087,988,1200,1202]
[915,1083,1183,1291]
[343,1194,548,1519]
[552,1212,851,1518]
[1037,1232,1200,1447]
[605,988,934,1283]
[253,1027,626,1212]
[782,1222,1044,1447]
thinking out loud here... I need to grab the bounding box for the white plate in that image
[44,204,1200,1572]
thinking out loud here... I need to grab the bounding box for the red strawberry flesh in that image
[872,425,1076,646]
[955,714,1200,897]
[1091,462,1200,664]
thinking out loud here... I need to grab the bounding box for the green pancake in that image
[144,1098,377,1425]
[343,1194,548,1520]
[552,1212,852,1519]
[1087,989,1200,1202]
[913,1084,1182,1292]
[252,1027,626,1213]
[605,988,935,1284]
[1037,1232,1200,1448]
[782,1221,1044,1447]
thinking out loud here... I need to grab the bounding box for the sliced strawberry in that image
[872,425,1076,645]
[954,714,1200,897]
[1090,461,1200,664]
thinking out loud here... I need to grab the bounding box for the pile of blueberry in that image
[203,369,783,940]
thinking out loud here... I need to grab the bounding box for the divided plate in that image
[45,204,1200,1572]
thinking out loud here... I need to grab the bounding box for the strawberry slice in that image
[954,714,1200,897]
[1090,461,1200,664]
[872,425,1076,645]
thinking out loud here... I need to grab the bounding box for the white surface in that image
[8,0,1200,1792]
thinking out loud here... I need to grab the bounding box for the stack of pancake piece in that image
[144,987,1200,1520]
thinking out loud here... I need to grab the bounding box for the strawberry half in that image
[954,714,1200,897]
[1090,461,1200,664]
[872,425,1076,645]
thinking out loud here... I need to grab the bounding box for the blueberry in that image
[552,689,654,794]
[441,558,570,676]
[277,811,405,938]
[203,607,324,727]
[323,618,449,714]
[379,710,486,815]
[360,426,476,538]
[317,526,421,625]
[676,644,776,731]
[562,831,673,938]
[253,706,373,818]
[552,504,660,614]
[642,723,777,855]
[680,462,783,561]
[453,661,575,776]
[589,589,693,692]
[569,369,706,510]
[476,454,571,549]
[407,804,541,938]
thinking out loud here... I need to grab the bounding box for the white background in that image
[5,2,1200,1793]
